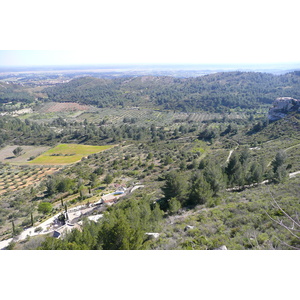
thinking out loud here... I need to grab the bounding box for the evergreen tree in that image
[168,197,182,215]
[239,147,250,166]
[247,161,263,184]
[272,150,287,173]
[161,171,187,203]
[98,210,145,250]
[13,146,23,157]
[103,174,113,185]
[204,162,225,195]
[274,164,288,183]
[225,152,244,187]
[188,172,213,206]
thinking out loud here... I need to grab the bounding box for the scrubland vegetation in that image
[1,71,300,250]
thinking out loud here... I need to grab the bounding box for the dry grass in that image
[0,145,50,164]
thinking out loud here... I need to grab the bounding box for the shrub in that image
[34,227,43,233]
[38,202,53,214]
[168,197,181,215]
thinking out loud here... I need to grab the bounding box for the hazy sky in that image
[0,0,299,67]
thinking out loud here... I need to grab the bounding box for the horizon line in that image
[1,62,300,70]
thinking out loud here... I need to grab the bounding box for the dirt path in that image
[225,145,239,164]
[0,238,13,250]
[226,150,234,163]
[266,141,300,168]
[284,142,300,152]
[289,171,300,178]
[227,170,300,191]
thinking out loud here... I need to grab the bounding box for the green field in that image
[29,144,115,165]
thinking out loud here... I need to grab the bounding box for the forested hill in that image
[44,71,300,113]
[0,82,35,104]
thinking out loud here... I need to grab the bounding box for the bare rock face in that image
[214,245,228,250]
[184,225,195,231]
[268,97,300,121]
[145,233,160,240]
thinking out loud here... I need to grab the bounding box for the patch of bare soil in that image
[0,145,50,164]
[0,167,59,195]
[38,102,92,113]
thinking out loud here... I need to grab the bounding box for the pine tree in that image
[188,172,213,206]
[162,171,187,203]
[274,164,288,183]
[204,162,225,195]
[98,211,144,250]
[247,161,263,184]
[168,197,182,214]
[239,147,250,166]
[272,150,287,173]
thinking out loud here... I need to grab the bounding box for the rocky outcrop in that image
[214,245,228,250]
[268,97,300,121]
[145,233,160,240]
[184,225,195,231]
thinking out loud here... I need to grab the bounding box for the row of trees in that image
[57,121,200,144]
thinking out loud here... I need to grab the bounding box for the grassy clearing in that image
[191,139,208,154]
[30,144,115,165]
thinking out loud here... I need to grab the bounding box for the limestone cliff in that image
[268,97,300,121]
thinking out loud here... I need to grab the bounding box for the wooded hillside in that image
[44,72,300,112]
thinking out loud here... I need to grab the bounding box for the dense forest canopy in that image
[0,82,35,104]
[44,71,300,112]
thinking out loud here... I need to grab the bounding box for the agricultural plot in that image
[78,108,246,127]
[29,144,115,165]
[78,108,158,125]
[0,145,50,164]
[37,102,94,113]
[25,102,97,124]
[0,165,58,195]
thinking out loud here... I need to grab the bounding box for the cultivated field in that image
[78,108,246,127]
[0,145,51,164]
[29,144,115,165]
[37,102,93,113]
[0,165,59,195]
